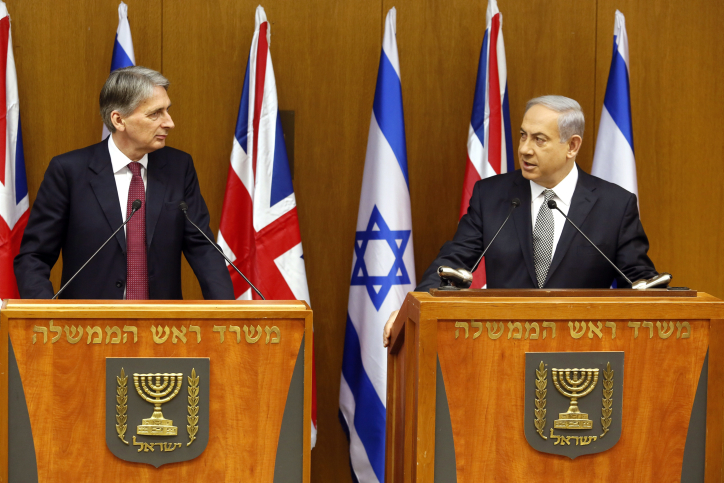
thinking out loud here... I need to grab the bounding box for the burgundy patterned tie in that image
[126,162,148,299]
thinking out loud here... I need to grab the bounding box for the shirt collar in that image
[530,164,579,209]
[108,134,149,174]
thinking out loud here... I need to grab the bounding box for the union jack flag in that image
[0,1,28,300]
[460,0,513,288]
[217,5,316,446]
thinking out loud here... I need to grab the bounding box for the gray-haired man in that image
[15,66,234,300]
[384,95,658,347]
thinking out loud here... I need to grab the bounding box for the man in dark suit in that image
[383,95,658,346]
[14,66,234,300]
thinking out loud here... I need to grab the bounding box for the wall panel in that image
[594,2,724,298]
[162,1,379,481]
[8,0,724,481]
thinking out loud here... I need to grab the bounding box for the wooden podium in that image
[385,290,724,482]
[0,300,312,482]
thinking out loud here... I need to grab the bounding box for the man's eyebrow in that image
[146,104,171,113]
[520,128,548,137]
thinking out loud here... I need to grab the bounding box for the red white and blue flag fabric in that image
[217,6,315,445]
[339,8,415,483]
[0,1,28,300]
[102,1,135,140]
[460,0,513,289]
[591,10,638,197]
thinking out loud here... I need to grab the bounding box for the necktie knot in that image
[543,189,556,202]
[128,162,142,177]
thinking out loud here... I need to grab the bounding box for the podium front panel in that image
[0,300,313,483]
[385,291,724,483]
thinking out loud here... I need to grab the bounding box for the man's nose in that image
[519,138,533,155]
[162,111,175,129]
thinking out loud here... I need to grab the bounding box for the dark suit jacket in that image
[417,167,658,291]
[14,141,234,299]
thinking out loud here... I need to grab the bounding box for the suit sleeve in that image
[14,158,69,299]
[415,182,487,291]
[614,192,658,286]
[181,156,235,300]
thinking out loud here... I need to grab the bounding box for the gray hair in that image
[100,66,170,133]
[525,95,585,142]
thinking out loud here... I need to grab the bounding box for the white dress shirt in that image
[530,164,579,260]
[108,134,148,233]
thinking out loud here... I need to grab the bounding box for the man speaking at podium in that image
[14,66,234,300]
[383,95,659,346]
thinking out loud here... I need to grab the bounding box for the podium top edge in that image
[0,299,311,318]
[426,288,700,298]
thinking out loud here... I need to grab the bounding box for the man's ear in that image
[110,111,125,132]
[567,135,582,159]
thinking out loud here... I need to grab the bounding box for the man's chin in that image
[521,169,538,181]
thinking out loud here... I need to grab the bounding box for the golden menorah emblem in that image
[133,373,184,436]
[551,368,599,429]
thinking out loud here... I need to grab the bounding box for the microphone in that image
[178,201,265,300]
[52,199,142,299]
[546,199,670,289]
[438,198,521,289]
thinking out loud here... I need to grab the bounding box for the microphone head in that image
[179,201,189,212]
[132,199,142,211]
[547,199,557,209]
[511,198,521,207]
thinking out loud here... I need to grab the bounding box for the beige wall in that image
[10,0,724,480]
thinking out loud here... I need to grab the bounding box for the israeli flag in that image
[591,10,638,197]
[339,8,415,483]
[102,1,135,140]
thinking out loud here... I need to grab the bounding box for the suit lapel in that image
[545,169,599,285]
[145,149,168,249]
[89,142,126,253]
[509,173,537,286]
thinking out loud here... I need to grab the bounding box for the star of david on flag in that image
[340,8,415,483]
[351,206,411,311]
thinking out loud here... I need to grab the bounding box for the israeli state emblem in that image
[524,352,624,458]
[106,358,210,467]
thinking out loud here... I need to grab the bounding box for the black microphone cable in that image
[470,197,521,273]
[547,199,634,286]
[178,201,265,300]
[52,199,142,299]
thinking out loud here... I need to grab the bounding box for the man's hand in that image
[382,309,400,348]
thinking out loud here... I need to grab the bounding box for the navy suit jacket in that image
[417,167,658,291]
[14,140,234,300]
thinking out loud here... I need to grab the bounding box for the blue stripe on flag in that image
[110,36,134,71]
[471,31,489,144]
[502,84,514,172]
[235,59,251,151]
[603,36,634,153]
[372,51,409,188]
[341,314,386,482]
[15,116,27,203]
[338,410,362,483]
[270,110,294,206]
